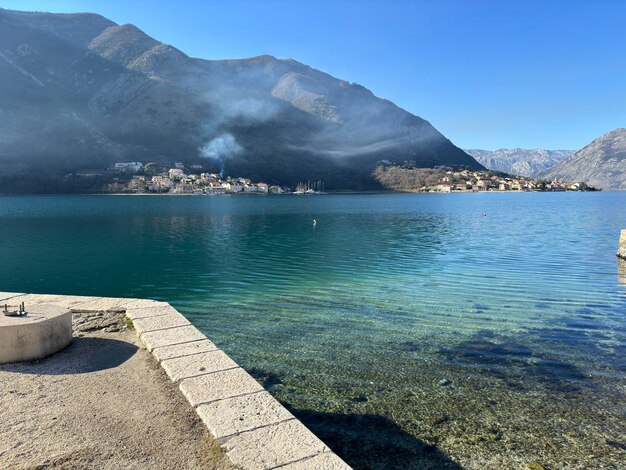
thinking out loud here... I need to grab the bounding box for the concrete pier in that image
[618,229,626,260]
[0,292,350,469]
[0,303,72,364]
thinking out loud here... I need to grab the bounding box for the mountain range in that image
[540,128,626,191]
[0,8,482,192]
[465,148,574,178]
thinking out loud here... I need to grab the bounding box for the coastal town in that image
[373,163,598,193]
[98,162,298,195]
[75,160,600,195]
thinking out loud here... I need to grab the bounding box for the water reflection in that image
[618,257,626,285]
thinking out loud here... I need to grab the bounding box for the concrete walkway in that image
[0,298,233,469]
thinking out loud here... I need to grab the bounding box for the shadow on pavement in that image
[0,336,138,374]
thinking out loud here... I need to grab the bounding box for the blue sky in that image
[3,0,625,150]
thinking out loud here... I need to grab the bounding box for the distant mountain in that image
[540,129,626,190]
[0,8,482,192]
[465,148,574,177]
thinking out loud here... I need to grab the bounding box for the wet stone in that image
[527,463,545,470]
[427,414,449,427]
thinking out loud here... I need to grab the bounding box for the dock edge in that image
[0,292,351,470]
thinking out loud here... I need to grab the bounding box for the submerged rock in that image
[427,414,449,427]
[350,395,368,403]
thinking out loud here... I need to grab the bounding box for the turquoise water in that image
[1,193,625,468]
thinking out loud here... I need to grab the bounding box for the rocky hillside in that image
[465,148,574,177]
[541,129,626,190]
[0,8,482,192]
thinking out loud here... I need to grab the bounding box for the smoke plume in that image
[199,133,243,176]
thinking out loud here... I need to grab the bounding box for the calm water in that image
[1,193,625,469]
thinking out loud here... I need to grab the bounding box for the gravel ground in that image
[0,310,235,470]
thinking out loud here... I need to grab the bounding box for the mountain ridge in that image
[0,7,482,192]
[465,148,574,177]
[540,128,626,190]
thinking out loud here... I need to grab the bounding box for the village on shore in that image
[97,162,322,195]
[427,167,596,192]
[83,160,598,195]
[373,163,598,193]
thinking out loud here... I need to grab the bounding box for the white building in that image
[222,182,242,193]
[169,168,184,180]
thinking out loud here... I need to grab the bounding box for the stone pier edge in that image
[618,229,626,260]
[0,292,351,470]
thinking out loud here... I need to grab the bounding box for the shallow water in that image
[1,192,625,468]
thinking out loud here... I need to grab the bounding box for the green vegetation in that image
[373,165,448,191]
[144,163,165,175]
[124,316,134,330]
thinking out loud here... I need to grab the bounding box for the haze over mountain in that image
[465,148,574,178]
[0,8,481,192]
[540,128,626,191]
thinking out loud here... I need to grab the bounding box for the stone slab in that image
[0,292,24,302]
[152,339,218,362]
[132,311,191,335]
[123,299,170,310]
[221,419,330,469]
[124,304,181,321]
[179,367,264,407]
[140,324,207,351]
[66,296,128,311]
[278,452,352,469]
[196,391,294,439]
[3,293,99,310]
[162,349,238,381]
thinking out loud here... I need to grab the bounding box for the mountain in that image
[0,8,482,192]
[465,148,574,177]
[540,129,626,190]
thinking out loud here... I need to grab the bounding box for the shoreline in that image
[0,189,614,196]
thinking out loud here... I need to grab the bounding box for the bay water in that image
[1,192,624,468]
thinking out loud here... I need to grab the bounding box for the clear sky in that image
[2,0,625,150]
